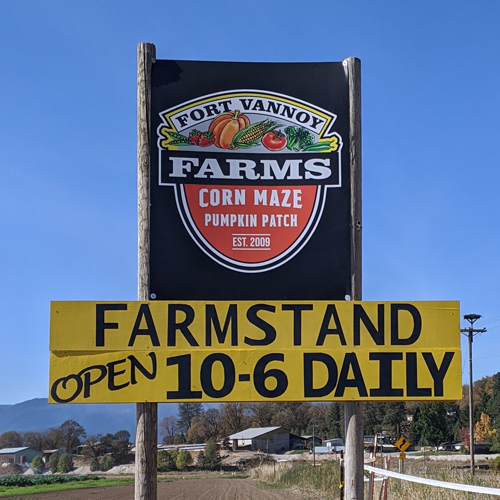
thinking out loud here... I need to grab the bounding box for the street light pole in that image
[461,314,486,476]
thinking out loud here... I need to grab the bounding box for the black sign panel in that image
[149,61,351,300]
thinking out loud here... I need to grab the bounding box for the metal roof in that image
[228,427,284,440]
[0,447,29,454]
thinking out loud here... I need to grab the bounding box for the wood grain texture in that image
[343,56,363,500]
[136,41,157,500]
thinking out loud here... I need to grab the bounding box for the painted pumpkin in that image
[209,110,250,149]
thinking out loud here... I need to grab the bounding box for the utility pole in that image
[137,42,157,500]
[460,314,486,476]
[312,426,316,467]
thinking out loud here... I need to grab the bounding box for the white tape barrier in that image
[365,465,500,496]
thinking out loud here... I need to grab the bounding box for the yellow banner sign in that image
[49,300,461,403]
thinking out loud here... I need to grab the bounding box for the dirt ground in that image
[8,477,308,500]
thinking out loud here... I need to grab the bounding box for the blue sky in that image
[1,1,499,405]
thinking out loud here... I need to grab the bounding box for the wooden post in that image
[343,56,363,500]
[137,41,157,500]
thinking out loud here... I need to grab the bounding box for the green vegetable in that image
[166,132,193,146]
[231,119,281,148]
[303,139,338,152]
[284,126,315,151]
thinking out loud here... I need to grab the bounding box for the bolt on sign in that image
[49,300,461,404]
[149,61,351,300]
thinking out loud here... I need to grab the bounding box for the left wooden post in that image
[136,41,157,500]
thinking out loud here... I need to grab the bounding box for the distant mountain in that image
[0,399,182,438]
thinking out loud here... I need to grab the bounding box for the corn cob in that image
[231,119,280,149]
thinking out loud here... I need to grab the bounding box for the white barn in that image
[228,426,290,453]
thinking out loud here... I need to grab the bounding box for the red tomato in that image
[262,131,287,151]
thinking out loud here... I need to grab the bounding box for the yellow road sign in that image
[395,436,411,452]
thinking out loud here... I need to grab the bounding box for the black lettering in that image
[96,303,127,347]
[200,354,235,398]
[128,304,160,347]
[282,304,313,346]
[106,359,129,391]
[219,100,232,113]
[280,105,296,119]
[317,304,346,346]
[303,353,338,398]
[50,374,83,403]
[296,111,309,123]
[239,98,253,110]
[128,352,157,384]
[203,103,219,117]
[166,354,202,399]
[189,108,204,121]
[175,114,189,127]
[253,353,288,398]
[369,352,403,397]
[266,101,282,115]
[244,304,276,346]
[310,115,324,131]
[354,304,384,346]
[205,304,237,346]
[80,365,107,398]
[391,304,422,345]
[422,352,454,397]
[334,353,368,397]
[252,99,265,111]
[406,353,431,396]
[168,304,198,346]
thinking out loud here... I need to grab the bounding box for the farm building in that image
[229,427,290,453]
[302,435,323,449]
[0,447,42,465]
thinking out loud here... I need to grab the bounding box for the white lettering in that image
[170,157,198,178]
[261,159,302,180]
[304,158,331,180]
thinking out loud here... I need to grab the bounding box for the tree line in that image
[0,420,131,467]
[161,372,500,449]
[1,372,498,455]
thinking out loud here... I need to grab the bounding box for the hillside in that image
[0,399,180,438]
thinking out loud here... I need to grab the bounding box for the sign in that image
[49,300,461,404]
[395,436,411,452]
[149,61,352,300]
[399,452,406,460]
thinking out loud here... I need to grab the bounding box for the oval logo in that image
[156,90,343,273]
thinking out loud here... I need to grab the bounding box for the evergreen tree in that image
[409,403,448,446]
[198,443,220,470]
[177,403,203,433]
[328,402,343,438]
[31,455,43,474]
[48,452,59,473]
[158,450,177,472]
[175,450,192,470]
[363,403,385,436]
[486,373,500,427]
[443,402,460,441]
[57,453,73,473]
[90,457,100,472]
[383,403,407,436]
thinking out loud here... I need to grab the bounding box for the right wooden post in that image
[343,56,363,500]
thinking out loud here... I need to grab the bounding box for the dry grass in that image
[252,457,500,500]
[371,458,500,500]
